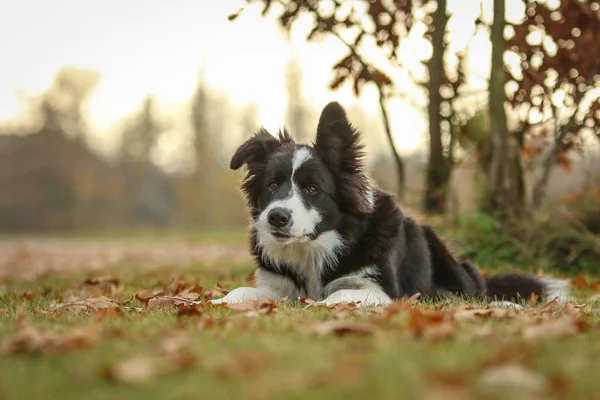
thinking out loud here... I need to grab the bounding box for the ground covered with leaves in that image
[2,237,600,400]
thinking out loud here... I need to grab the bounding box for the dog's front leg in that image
[319,270,393,307]
[209,269,300,305]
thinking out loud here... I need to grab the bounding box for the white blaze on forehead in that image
[292,147,312,173]
[255,146,321,239]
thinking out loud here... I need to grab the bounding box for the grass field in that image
[1,234,600,400]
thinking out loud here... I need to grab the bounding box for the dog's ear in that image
[314,102,363,172]
[314,102,373,214]
[230,128,290,171]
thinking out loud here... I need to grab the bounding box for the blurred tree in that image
[119,95,173,228]
[229,0,409,199]
[228,0,475,212]
[487,0,520,217]
[505,0,600,209]
[284,57,315,143]
[32,66,100,137]
[0,67,128,231]
[190,73,214,174]
[423,0,450,213]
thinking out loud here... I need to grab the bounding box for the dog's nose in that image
[268,208,291,229]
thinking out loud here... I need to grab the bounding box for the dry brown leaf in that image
[479,364,547,393]
[458,324,496,340]
[299,297,321,307]
[424,387,473,400]
[409,308,456,339]
[148,294,199,308]
[539,298,560,312]
[176,304,203,318]
[105,333,198,384]
[0,324,101,355]
[453,307,510,322]
[135,292,200,309]
[522,316,588,339]
[326,302,359,313]
[203,288,226,301]
[561,303,585,317]
[311,320,379,337]
[82,276,123,297]
[225,298,278,314]
[105,356,162,384]
[51,296,120,313]
[215,350,275,380]
[426,370,468,387]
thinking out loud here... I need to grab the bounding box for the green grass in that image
[0,226,249,245]
[1,245,600,400]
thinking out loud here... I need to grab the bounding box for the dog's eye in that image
[306,185,318,194]
[268,181,278,191]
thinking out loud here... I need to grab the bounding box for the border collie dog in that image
[211,102,569,307]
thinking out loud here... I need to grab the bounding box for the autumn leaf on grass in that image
[105,333,198,384]
[0,322,101,356]
[521,315,589,339]
[409,308,456,339]
[311,320,379,337]
[453,307,511,323]
[571,273,600,291]
[299,297,323,308]
[225,298,278,315]
[49,296,120,314]
[215,350,275,380]
[82,276,123,297]
[383,294,420,318]
[311,356,366,388]
[134,292,200,309]
[479,364,547,394]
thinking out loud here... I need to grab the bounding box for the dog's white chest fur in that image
[256,230,344,300]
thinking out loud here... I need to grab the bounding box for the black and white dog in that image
[211,102,569,307]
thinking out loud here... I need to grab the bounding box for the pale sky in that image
[0,0,527,164]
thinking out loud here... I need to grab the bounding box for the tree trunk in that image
[424,0,449,213]
[377,88,405,199]
[487,0,516,217]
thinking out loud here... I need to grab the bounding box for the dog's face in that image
[230,102,373,246]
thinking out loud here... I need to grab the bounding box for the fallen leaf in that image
[51,296,120,313]
[177,304,203,318]
[215,350,275,379]
[299,297,319,306]
[311,320,379,337]
[105,333,198,384]
[479,364,547,393]
[453,307,510,322]
[409,308,456,339]
[561,303,585,317]
[135,293,200,309]
[226,298,278,314]
[539,298,560,312]
[105,356,161,384]
[82,276,123,297]
[0,324,101,355]
[426,370,467,387]
[424,387,473,400]
[522,316,588,339]
[203,289,226,301]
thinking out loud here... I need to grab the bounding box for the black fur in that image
[229,101,565,305]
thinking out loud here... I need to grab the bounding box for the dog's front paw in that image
[319,289,392,307]
[208,287,269,305]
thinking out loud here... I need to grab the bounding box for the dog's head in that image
[230,102,373,246]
